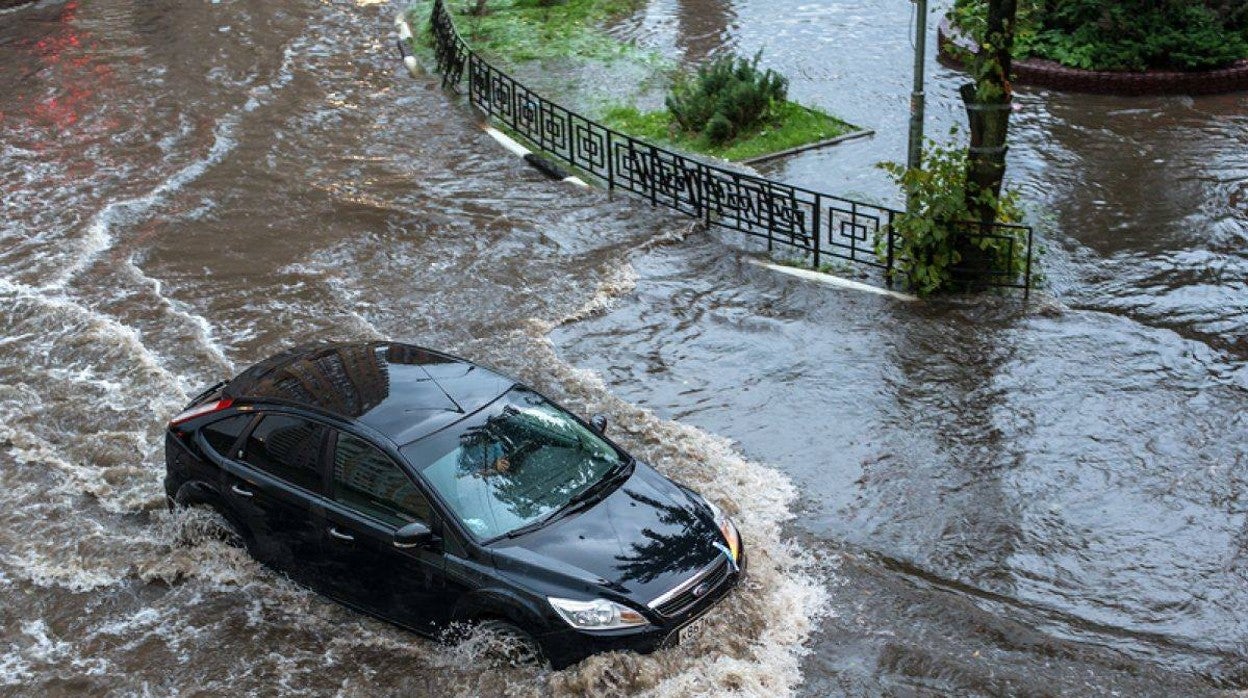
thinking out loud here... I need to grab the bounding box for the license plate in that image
[680,608,716,640]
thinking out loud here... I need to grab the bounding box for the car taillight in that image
[169,398,234,426]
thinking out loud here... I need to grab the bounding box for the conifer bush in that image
[666,52,789,145]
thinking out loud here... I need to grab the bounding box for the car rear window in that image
[201,415,252,458]
[242,414,327,493]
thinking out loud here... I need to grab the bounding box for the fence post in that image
[703,166,713,226]
[886,210,896,287]
[1024,224,1033,300]
[466,54,477,114]
[812,198,822,271]
[606,130,615,193]
[766,184,777,253]
[648,145,658,208]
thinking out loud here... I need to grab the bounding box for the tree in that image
[957,0,1018,278]
[879,0,1029,295]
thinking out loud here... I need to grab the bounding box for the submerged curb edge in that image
[747,259,918,302]
[393,13,589,188]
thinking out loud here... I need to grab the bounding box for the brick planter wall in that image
[938,18,1248,96]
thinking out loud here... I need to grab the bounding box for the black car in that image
[164,342,745,668]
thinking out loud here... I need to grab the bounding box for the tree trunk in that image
[471,0,489,15]
[957,0,1018,282]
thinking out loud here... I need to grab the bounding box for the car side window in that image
[201,415,252,458]
[333,432,431,527]
[242,414,327,493]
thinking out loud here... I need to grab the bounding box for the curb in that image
[737,128,875,166]
[393,14,420,77]
[747,259,918,301]
[395,13,588,188]
[937,17,1248,96]
[0,0,36,15]
[482,126,589,187]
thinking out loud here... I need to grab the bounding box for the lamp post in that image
[906,0,928,209]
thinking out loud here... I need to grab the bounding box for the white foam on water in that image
[36,33,302,296]
[78,602,211,667]
[547,262,640,328]
[2,531,129,593]
[0,278,188,400]
[6,620,112,682]
[20,620,72,664]
[40,117,240,293]
[124,257,235,373]
[0,279,198,517]
[0,1,35,16]
[0,653,33,689]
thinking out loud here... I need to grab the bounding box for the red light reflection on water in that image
[13,1,118,134]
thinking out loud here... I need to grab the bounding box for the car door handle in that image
[328,527,355,542]
[230,484,254,498]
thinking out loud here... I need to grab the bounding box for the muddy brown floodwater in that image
[1,0,1245,696]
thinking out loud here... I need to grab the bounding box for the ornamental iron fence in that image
[424,0,1033,295]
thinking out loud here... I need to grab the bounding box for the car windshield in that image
[403,388,625,541]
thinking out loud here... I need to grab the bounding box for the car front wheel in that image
[473,619,547,668]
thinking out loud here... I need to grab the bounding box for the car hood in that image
[488,462,727,606]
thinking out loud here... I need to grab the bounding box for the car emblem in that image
[691,582,710,598]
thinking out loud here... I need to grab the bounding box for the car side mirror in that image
[393,521,434,549]
[590,414,608,434]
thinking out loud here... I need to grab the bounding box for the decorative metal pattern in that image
[429,2,467,88]
[424,0,1033,295]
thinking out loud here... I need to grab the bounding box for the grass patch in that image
[601,101,855,162]
[408,0,859,163]
[427,0,648,63]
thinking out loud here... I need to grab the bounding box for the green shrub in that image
[665,52,788,145]
[877,135,1027,296]
[952,0,1248,71]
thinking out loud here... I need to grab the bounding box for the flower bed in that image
[938,17,1248,96]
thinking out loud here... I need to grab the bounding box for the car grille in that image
[651,557,733,618]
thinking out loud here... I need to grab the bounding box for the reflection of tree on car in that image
[415,390,625,539]
[454,404,613,521]
[614,490,721,584]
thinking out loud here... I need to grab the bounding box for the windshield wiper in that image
[504,507,564,539]
[561,458,633,512]
[504,459,634,539]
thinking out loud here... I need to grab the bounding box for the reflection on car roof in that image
[225,341,516,445]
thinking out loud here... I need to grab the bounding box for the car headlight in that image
[548,597,649,631]
[704,499,742,564]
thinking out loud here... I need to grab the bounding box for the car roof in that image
[223,341,516,446]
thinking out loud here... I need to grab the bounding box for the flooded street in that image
[588,0,1248,694]
[2,0,1245,696]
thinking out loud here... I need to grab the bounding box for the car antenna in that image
[419,366,465,413]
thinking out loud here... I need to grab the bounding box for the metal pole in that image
[906,0,927,188]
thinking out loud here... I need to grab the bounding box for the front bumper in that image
[537,547,748,669]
